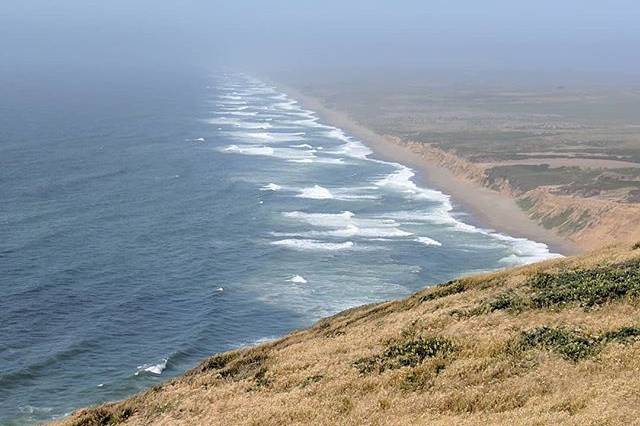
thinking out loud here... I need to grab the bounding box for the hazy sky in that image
[1,1,639,79]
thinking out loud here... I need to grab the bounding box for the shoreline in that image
[279,84,582,257]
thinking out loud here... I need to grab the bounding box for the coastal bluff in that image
[61,242,640,425]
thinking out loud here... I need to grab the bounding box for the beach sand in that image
[281,84,582,256]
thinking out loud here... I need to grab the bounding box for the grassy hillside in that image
[61,243,640,425]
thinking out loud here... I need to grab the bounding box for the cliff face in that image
[62,243,640,425]
[517,189,640,251]
[392,138,640,252]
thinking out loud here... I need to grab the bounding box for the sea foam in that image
[415,236,443,247]
[261,183,282,191]
[271,239,354,251]
[288,275,307,284]
[135,358,168,376]
[297,185,334,199]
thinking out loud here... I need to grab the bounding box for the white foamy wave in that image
[283,117,332,129]
[281,211,412,238]
[283,211,354,227]
[378,210,434,221]
[288,275,307,284]
[272,225,412,239]
[218,105,249,111]
[288,184,377,201]
[261,183,282,191]
[288,157,346,165]
[313,157,347,165]
[272,100,300,111]
[229,131,306,143]
[424,205,483,233]
[237,87,277,96]
[373,165,486,235]
[415,236,443,247]
[214,110,258,117]
[493,234,563,266]
[325,128,351,143]
[223,144,274,156]
[290,143,314,149]
[321,129,373,159]
[336,140,373,160]
[297,185,334,199]
[135,358,168,376]
[330,225,412,238]
[222,145,315,162]
[208,117,272,130]
[286,110,316,118]
[233,121,272,130]
[375,166,451,204]
[331,187,379,199]
[271,239,354,251]
[215,99,247,106]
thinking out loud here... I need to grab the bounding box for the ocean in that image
[0,71,560,424]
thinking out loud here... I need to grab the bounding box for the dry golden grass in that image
[60,242,640,426]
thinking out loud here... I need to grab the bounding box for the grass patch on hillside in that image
[70,406,134,426]
[452,290,530,317]
[511,325,640,362]
[459,260,640,317]
[189,352,237,375]
[485,290,529,313]
[420,280,466,302]
[530,259,640,308]
[354,336,456,374]
[514,327,599,361]
[187,348,269,384]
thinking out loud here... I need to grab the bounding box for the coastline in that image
[279,84,582,257]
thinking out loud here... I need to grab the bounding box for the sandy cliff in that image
[391,138,640,252]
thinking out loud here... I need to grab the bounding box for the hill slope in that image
[62,243,640,425]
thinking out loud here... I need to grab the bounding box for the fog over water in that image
[2,0,639,81]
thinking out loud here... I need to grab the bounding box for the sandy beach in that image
[281,84,582,256]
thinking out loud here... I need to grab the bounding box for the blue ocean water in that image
[0,71,560,424]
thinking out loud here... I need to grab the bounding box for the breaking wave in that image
[271,239,354,251]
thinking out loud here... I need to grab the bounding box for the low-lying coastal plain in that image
[285,73,640,252]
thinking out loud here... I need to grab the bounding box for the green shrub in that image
[192,352,236,374]
[529,260,640,308]
[354,337,455,374]
[420,281,466,302]
[601,326,640,343]
[487,291,529,313]
[455,291,529,317]
[513,325,640,362]
[515,327,599,361]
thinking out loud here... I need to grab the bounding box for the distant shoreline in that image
[279,84,582,257]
